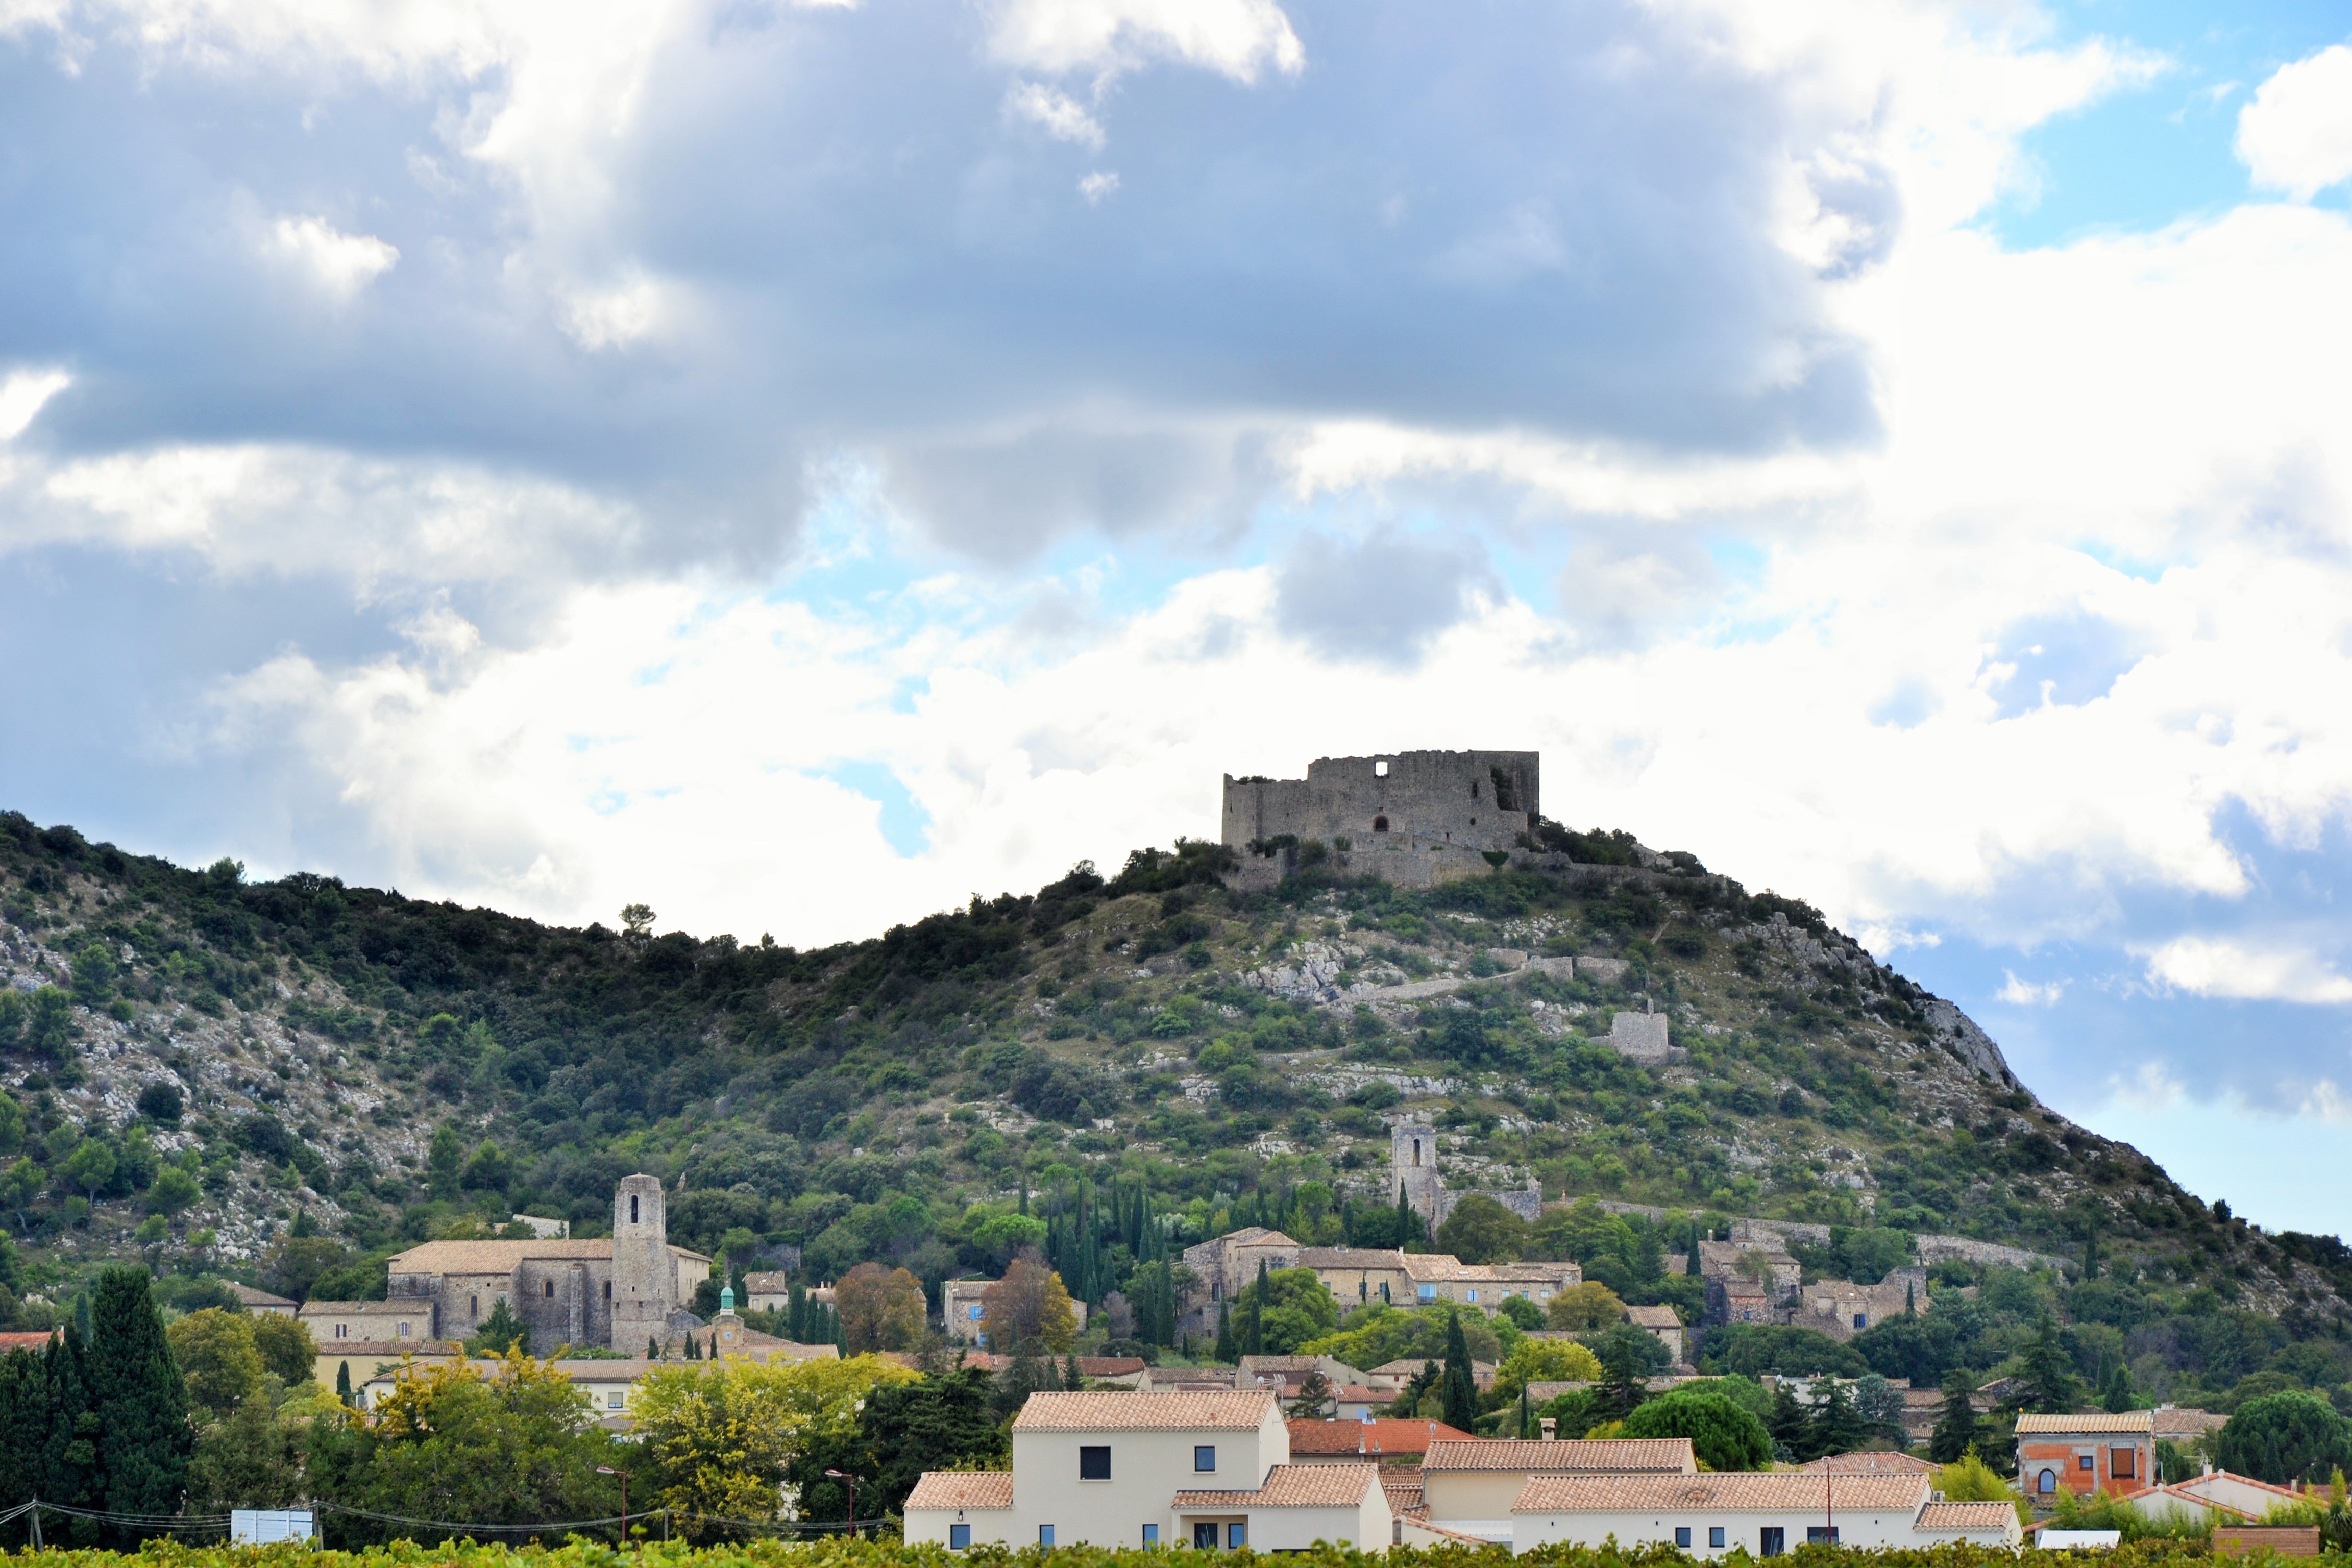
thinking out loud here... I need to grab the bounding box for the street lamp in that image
[825,1468,858,1539]
[598,1466,628,1544]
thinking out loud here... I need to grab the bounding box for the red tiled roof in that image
[1426,1438,1695,1474]
[1515,1473,1931,1513]
[1920,1502,2021,1532]
[0,1331,57,1355]
[905,1472,1015,1511]
[1173,1465,1379,1509]
[2017,1411,2154,1434]
[1013,1391,1277,1430]
[1799,1451,1938,1475]
[1287,1419,1474,1456]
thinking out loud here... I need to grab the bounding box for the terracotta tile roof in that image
[1920,1502,2021,1532]
[1012,1390,1278,1431]
[313,1340,462,1358]
[0,1331,57,1355]
[225,1283,297,1308]
[2154,1407,2227,1437]
[1427,1438,1695,1474]
[1371,1358,1496,1381]
[1172,1465,1378,1509]
[1077,1357,1148,1377]
[1625,1305,1682,1329]
[1296,1248,1409,1270]
[299,1300,426,1317]
[741,1271,791,1292]
[1287,1419,1474,1456]
[1240,1355,1330,1375]
[2017,1411,2155,1434]
[905,1472,1015,1511]
[1382,1479,1427,1518]
[1514,1473,1931,1513]
[387,1238,710,1272]
[1800,1451,1938,1475]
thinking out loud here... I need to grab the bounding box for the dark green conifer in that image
[88,1268,190,1540]
[1440,1311,1479,1433]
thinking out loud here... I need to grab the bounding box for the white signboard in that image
[231,1510,316,1546]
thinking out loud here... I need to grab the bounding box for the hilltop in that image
[1,806,2347,1416]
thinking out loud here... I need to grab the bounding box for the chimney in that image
[1540,1418,1558,1441]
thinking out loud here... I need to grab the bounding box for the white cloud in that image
[1004,81,1105,149]
[0,370,71,443]
[987,0,1303,83]
[1077,170,1119,204]
[558,274,670,351]
[1997,971,2066,1006]
[266,215,398,300]
[2237,45,2352,199]
[2140,936,2352,1005]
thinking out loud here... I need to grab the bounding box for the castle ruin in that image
[1223,749,1539,889]
[1391,1119,1543,1230]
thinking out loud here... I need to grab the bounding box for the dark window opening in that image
[1194,1446,1217,1473]
[1490,765,1520,812]
[1470,779,1480,800]
[1760,1528,1785,1557]
[1807,1528,1840,1546]
[603,1281,611,1301]
[1194,1525,1219,1550]
[629,1194,640,1224]
[1080,1446,1111,1480]
[1373,815,1389,833]
[546,1280,556,1297]
[1675,1529,1692,1548]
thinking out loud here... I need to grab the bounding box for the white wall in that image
[1513,1507,1971,1555]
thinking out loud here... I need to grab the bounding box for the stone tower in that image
[1391,1121,1443,1230]
[609,1173,673,1353]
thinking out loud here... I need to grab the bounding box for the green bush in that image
[1621,1388,1772,1471]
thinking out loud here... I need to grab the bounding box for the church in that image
[380,1173,713,1353]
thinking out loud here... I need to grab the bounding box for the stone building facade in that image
[1391,1121,1544,1229]
[385,1173,711,1353]
[1222,750,1540,889]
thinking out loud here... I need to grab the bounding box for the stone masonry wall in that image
[1222,750,1539,857]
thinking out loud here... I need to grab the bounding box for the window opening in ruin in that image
[546,1280,556,1297]
[1413,1138,1423,1166]
[1375,759,1388,777]
[603,1281,612,1301]
[630,1194,640,1223]
[1373,816,1389,833]
[1471,779,1480,800]
[1490,765,1520,812]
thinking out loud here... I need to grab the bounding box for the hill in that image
[1,806,2348,1418]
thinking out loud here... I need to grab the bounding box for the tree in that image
[1592,1324,1658,1424]
[1698,1324,1869,1379]
[1215,1300,1235,1363]
[88,1267,192,1538]
[1808,1378,1870,1457]
[468,1298,531,1356]
[835,1263,927,1353]
[1854,1373,1907,1445]
[1435,1194,1530,1265]
[134,1082,183,1127]
[1937,1450,2026,1520]
[847,1362,1006,1515]
[1930,1369,1982,1464]
[632,1354,917,1540]
[146,1165,200,1216]
[427,1123,464,1202]
[1441,1311,1479,1433]
[309,1352,622,1543]
[0,1092,21,1157]
[0,1159,38,1236]
[250,1314,315,1386]
[1289,1369,1336,1419]
[2013,1316,2084,1415]
[1384,1360,1443,1419]
[2215,1392,2352,1485]
[1546,1281,1627,1333]
[1768,1381,1812,1463]
[167,1309,267,1420]
[1243,1259,1268,1355]
[620,903,656,941]
[63,1138,116,1202]
[185,1394,306,1511]
[1232,1267,1339,1355]
[981,1254,1077,1353]
[1623,1389,1773,1472]
[2100,1361,2139,1414]
[1493,1338,1604,1403]
[265,1235,352,1303]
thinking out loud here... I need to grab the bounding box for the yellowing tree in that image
[835,1262,928,1353]
[168,1308,268,1419]
[1493,1336,1605,1403]
[983,1254,1077,1353]
[630,1353,918,1531]
[1545,1281,1627,1333]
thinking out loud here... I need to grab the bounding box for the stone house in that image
[2017,1411,2155,1505]
[943,1275,1089,1346]
[1787,1270,1929,1342]
[1624,1303,1685,1363]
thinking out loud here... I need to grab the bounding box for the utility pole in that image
[598,1466,628,1544]
[826,1469,859,1539]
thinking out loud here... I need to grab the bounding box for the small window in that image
[471,1295,479,1317]
[1760,1528,1784,1558]
[1194,1446,1216,1473]
[1853,1313,1866,1329]
[603,1281,611,1301]
[1373,816,1389,834]
[949,1526,972,1551]
[630,1194,640,1223]
[608,1392,623,1409]
[547,1280,556,1298]
[397,1322,410,1338]
[1418,1285,1436,1302]
[2078,1454,2094,1471]
[1466,1289,1479,1303]
[2114,1448,2137,1479]
[1675,1529,1692,1548]
[1038,1526,1055,1548]
[1226,1524,1247,1550]
[969,1305,984,1320]
[1470,779,1480,800]
[1194,1524,1219,1550]
[1710,1528,1726,1548]
[1375,760,1388,777]
[1080,1446,1111,1480]
[1807,1528,1839,1545]
[1142,1526,1159,1547]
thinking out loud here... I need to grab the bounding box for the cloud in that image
[2237,45,2352,199]
[986,0,1304,83]
[1006,81,1105,149]
[1078,169,1119,204]
[1997,971,2065,1006]
[0,370,71,443]
[1270,526,1499,668]
[2140,936,2352,1006]
[264,216,398,300]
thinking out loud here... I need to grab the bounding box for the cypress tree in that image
[1519,1384,1533,1439]
[42,1327,103,1546]
[1216,1301,1235,1363]
[89,1267,190,1540]
[1440,1311,1479,1434]
[0,1343,52,1545]
[334,1360,353,1406]
[1394,1186,1414,1251]
[647,1336,661,1360]
[788,1282,808,1340]
[1244,1260,1268,1356]
[1065,1353,1084,1391]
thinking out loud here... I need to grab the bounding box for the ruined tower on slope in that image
[1392,1120,1444,1229]
[609,1173,675,1353]
[1222,749,1540,889]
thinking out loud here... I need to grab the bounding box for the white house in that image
[904,1390,1391,1551]
[1420,1438,1697,1541]
[1510,1473,2022,1555]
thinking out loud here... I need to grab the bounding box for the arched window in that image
[1413,1138,1423,1166]
[545,1280,555,1298]
[1373,815,1389,833]
[2038,1470,2057,1495]
[630,1194,640,1224]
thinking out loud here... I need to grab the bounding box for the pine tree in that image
[1216,1301,1235,1363]
[1930,1370,1981,1463]
[88,1269,190,1542]
[1768,1381,1814,1463]
[1065,1353,1084,1391]
[1441,1311,1479,1433]
[2016,1316,2084,1414]
[1808,1379,1868,1458]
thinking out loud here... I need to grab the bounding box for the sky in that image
[5,0,2352,1235]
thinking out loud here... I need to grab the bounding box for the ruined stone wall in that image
[1391,1120,1443,1226]
[1222,750,1539,856]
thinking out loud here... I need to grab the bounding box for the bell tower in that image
[1390,1120,1443,1230]
[610,1173,673,1353]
